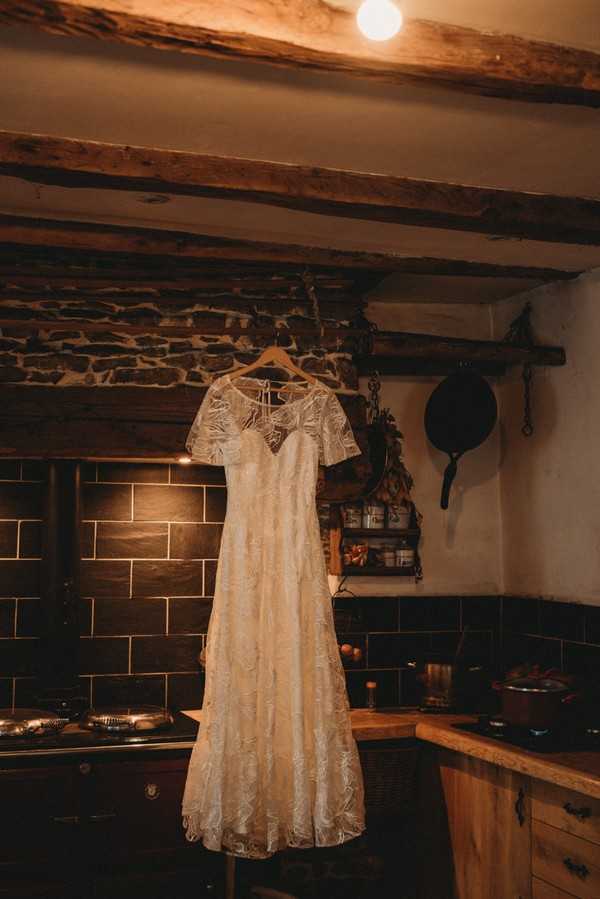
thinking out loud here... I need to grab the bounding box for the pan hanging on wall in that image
[424,369,498,510]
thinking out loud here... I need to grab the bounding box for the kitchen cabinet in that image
[417,744,600,899]
[0,750,222,899]
[417,745,532,899]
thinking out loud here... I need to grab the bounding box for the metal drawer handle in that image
[52,815,79,825]
[514,788,526,827]
[563,857,590,880]
[88,813,117,823]
[145,782,160,800]
[564,801,592,821]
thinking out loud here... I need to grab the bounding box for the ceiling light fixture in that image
[356,0,403,41]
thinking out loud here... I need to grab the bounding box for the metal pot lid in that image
[503,677,569,693]
[79,705,174,732]
[0,708,69,738]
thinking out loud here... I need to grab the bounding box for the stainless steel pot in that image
[499,677,575,731]
[0,708,69,738]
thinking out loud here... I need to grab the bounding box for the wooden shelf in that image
[342,566,416,577]
[343,528,420,538]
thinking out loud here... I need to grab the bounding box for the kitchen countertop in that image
[1,708,599,801]
[183,708,600,799]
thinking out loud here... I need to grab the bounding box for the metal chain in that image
[503,302,535,438]
[522,363,533,437]
[301,270,322,341]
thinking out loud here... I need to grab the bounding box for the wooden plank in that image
[0,2,599,107]
[2,132,600,245]
[532,820,600,898]
[0,385,367,458]
[0,317,566,367]
[532,780,600,847]
[437,748,532,899]
[532,878,578,899]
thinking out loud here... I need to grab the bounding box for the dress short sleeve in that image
[319,391,362,467]
[185,381,240,466]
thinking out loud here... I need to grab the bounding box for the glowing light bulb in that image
[178,454,192,465]
[356,0,403,41]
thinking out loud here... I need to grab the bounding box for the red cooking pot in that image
[498,677,577,731]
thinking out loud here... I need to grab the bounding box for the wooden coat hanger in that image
[228,340,318,386]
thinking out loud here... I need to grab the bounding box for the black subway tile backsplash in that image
[172,464,225,486]
[92,673,166,707]
[0,677,12,706]
[538,600,586,642]
[98,462,168,484]
[19,521,41,558]
[83,483,132,521]
[81,560,131,598]
[204,560,217,596]
[132,560,203,597]
[461,596,501,631]
[205,487,227,522]
[0,461,20,480]
[0,560,40,597]
[79,637,130,675]
[0,521,17,557]
[367,633,429,669]
[0,483,42,518]
[167,672,205,710]
[94,597,166,636]
[170,523,222,560]
[133,484,204,522]
[502,596,539,633]
[585,606,600,645]
[132,635,201,673]
[0,638,38,677]
[169,597,213,634]
[0,599,15,637]
[400,596,460,632]
[96,521,168,559]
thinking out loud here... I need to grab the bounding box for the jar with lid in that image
[342,502,363,530]
[381,544,396,567]
[395,538,415,568]
[362,499,385,529]
[387,502,411,530]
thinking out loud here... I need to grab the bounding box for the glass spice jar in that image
[387,503,411,530]
[382,544,396,567]
[395,538,415,568]
[343,502,363,530]
[362,499,385,529]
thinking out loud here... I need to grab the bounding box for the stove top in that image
[0,711,199,756]
[455,716,600,754]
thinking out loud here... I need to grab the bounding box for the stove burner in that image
[79,706,174,733]
[455,716,600,753]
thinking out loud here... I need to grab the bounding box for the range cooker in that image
[455,715,600,754]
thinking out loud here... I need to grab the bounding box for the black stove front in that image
[455,716,600,754]
[0,711,198,756]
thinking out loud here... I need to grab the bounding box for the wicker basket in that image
[358,739,419,817]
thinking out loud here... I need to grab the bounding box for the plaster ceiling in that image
[1,9,599,305]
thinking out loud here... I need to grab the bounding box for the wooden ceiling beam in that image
[2,132,600,245]
[0,1,598,107]
[0,216,582,282]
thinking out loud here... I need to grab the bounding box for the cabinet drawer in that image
[532,781,600,846]
[532,820,600,899]
[533,877,580,898]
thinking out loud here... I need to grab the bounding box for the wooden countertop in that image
[183,709,600,799]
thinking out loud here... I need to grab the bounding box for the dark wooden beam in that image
[0,216,582,281]
[2,132,600,245]
[0,316,566,367]
[0,1,598,107]
[0,385,366,459]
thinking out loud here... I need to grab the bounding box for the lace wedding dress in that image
[182,373,365,859]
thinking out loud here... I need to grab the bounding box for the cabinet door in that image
[418,747,531,899]
[0,765,78,865]
[80,755,194,859]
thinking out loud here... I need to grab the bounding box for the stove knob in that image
[145,782,160,800]
[79,762,92,776]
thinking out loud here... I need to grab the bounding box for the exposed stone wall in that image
[0,294,360,390]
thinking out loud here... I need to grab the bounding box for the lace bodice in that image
[186,374,360,467]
